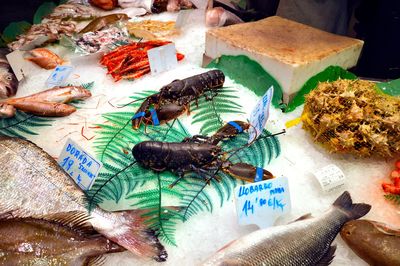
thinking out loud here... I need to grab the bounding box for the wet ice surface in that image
[15,9,400,266]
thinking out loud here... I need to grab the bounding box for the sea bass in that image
[203,191,371,266]
[0,212,124,265]
[341,220,400,266]
[0,137,167,262]
[0,49,18,99]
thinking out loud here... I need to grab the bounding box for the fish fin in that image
[290,213,313,223]
[86,255,106,266]
[333,191,371,220]
[316,245,336,266]
[97,209,168,262]
[29,211,97,236]
[370,220,400,237]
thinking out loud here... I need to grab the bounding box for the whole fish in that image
[341,220,400,266]
[0,211,124,265]
[203,191,371,266]
[26,48,65,70]
[79,14,130,34]
[0,103,16,118]
[0,49,18,98]
[5,85,92,104]
[5,101,77,117]
[0,137,168,262]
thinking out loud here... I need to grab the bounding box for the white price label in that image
[58,138,102,191]
[313,164,346,193]
[234,176,291,228]
[46,65,74,87]
[147,43,178,75]
[248,86,274,143]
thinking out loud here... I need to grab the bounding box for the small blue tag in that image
[132,112,145,120]
[46,65,74,87]
[150,108,160,126]
[254,167,263,182]
[228,121,243,133]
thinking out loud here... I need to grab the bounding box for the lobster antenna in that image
[108,97,149,108]
[225,129,286,161]
[86,160,137,211]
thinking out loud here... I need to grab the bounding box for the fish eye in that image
[6,76,12,80]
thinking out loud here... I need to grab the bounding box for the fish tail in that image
[97,209,168,262]
[333,191,371,220]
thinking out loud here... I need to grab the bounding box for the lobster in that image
[131,70,225,129]
[132,121,275,187]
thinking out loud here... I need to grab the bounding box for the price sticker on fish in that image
[58,138,102,191]
[234,176,291,228]
[248,86,274,143]
[147,43,178,75]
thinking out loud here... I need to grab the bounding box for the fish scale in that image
[203,191,371,265]
[0,137,168,262]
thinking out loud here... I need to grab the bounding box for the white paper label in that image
[58,138,102,191]
[6,50,39,81]
[313,164,346,193]
[248,86,274,143]
[46,65,74,87]
[234,176,291,228]
[147,43,178,75]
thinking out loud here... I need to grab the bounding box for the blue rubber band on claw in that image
[228,121,243,133]
[132,112,145,120]
[254,167,263,182]
[150,108,160,126]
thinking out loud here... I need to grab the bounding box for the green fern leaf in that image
[384,194,400,206]
[0,111,53,138]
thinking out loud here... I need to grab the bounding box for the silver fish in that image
[0,49,18,99]
[203,191,371,266]
[0,137,168,262]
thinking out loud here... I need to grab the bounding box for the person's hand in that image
[90,0,118,10]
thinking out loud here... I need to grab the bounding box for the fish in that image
[5,85,92,104]
[25,48,65,70]
[0,137,168,262]
[0,103,16,118]
[4,101,77,117]
[79,14,130,34]
[203,191,371,266]
[0,211,125,265]
[340,220,400,266]
[0,49,18,99]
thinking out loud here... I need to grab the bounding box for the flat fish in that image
[341,219,400,266]
[0,136,167,262]
[203,191,371,266]
[0,49,18,99]
[0,211,124,265]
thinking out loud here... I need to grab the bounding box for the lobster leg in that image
[222,162,274,183]
[210,121,250,145]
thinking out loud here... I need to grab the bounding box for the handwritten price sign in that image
[58,138,102,191]
[248,86,274,143]
[234,176,291,228]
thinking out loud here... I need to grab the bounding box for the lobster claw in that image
[223,162,274,183]
[156,103,187,124]
[132,94,159,129]
[210,121,250,145]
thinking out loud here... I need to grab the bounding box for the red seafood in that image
[26,48,64,70]
[100,40,184,81]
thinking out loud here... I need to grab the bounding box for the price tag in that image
[46,65,74,87]
[312,164,346,193]
[248,86,274,143]
[147,43,178,75]
[234,176,291,228]
[58,138,102,191]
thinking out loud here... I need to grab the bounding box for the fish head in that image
[340,220,377,244]
[0,67,18,98]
